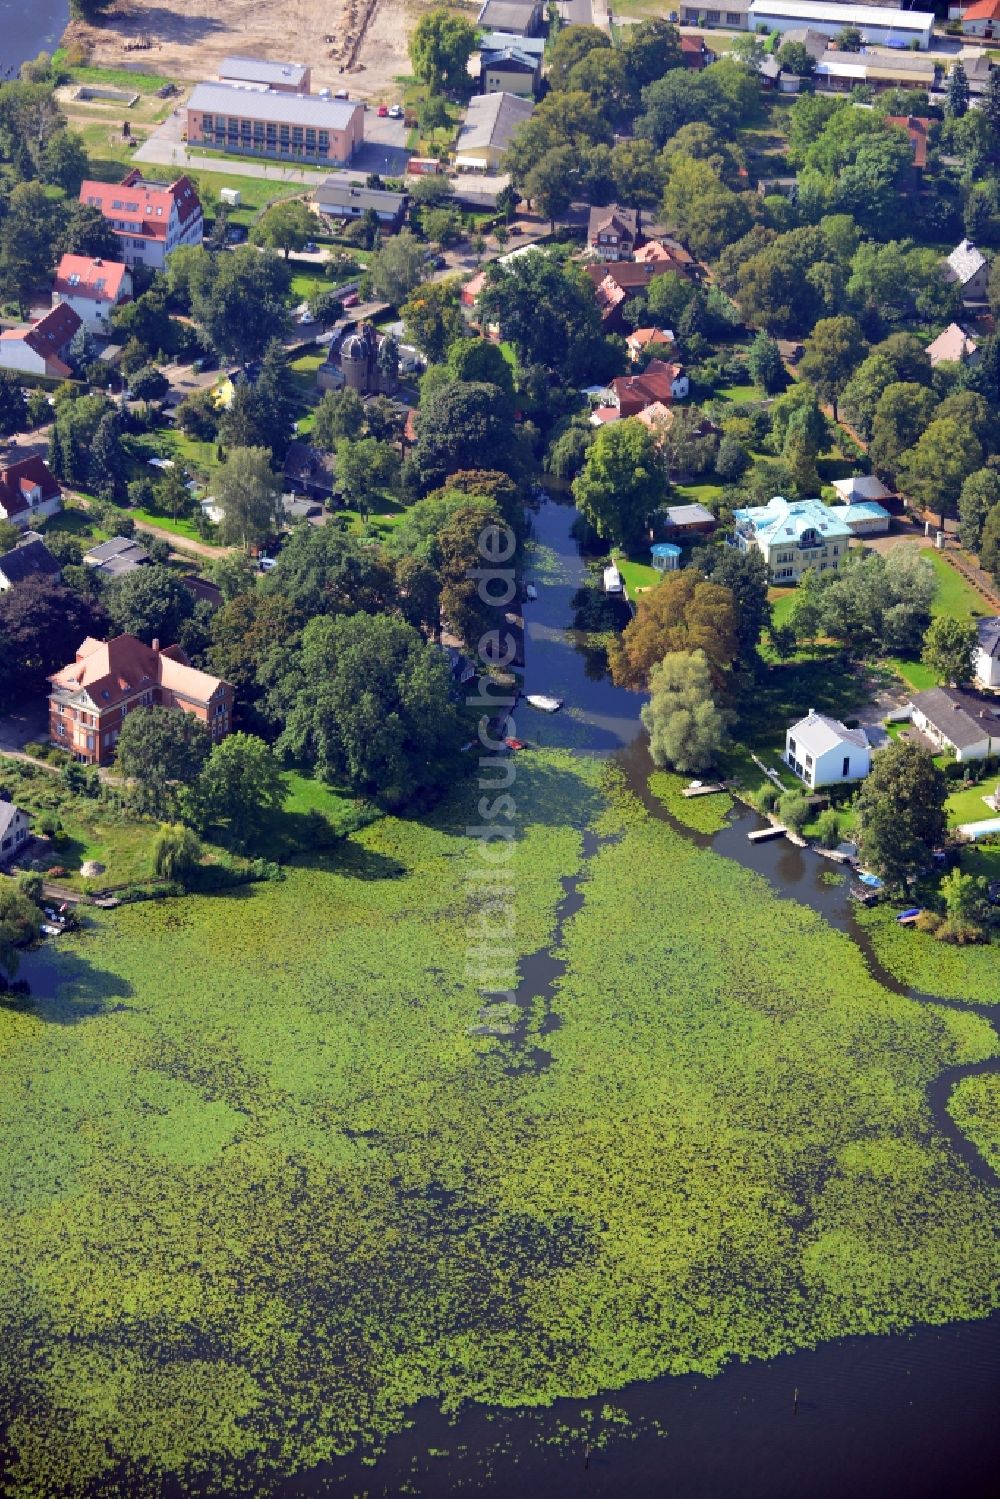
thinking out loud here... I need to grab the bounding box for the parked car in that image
[377,104,388,118]
[192,353,217,373]
[388,104,403,119]
[303,241,319,254]
[259,557,277,573]
[342,291,360,308]
[335,88,349,99]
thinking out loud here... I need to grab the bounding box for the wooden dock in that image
[681,782,728,799]
[748,825,787,843]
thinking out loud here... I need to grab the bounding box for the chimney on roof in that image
[152,638,160,652]
[93,257,102,265]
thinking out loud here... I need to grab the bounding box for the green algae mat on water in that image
[855,905,1000,1008]
[0,752,998,1497]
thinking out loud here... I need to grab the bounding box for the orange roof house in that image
[78,170,203,270]
[626,327,676,361]
[49,634,233,766]
[887,115,930,169]
[52,254,132,332]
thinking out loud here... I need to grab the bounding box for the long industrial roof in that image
[748,0,933,28]
[187,82,361,130]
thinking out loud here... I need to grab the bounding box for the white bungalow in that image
[785,710,872,789]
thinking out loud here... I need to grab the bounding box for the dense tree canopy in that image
[572,420,663,547]
[278,613,461,808]
[854,742,948,890]
[610,570,738,695]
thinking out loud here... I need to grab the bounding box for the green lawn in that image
[885,656,939,692]
[714,382,757,404]
[613,548,660,596]
[127,508,214,545]
[926,550,988,623]
[945,781,999,829]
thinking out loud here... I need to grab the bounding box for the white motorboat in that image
[525,694,562,713]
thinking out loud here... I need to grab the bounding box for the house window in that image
[805,754,813,770]
[788,738,796,758]
[842,755,850,777]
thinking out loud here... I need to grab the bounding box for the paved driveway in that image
[0,703,49,753]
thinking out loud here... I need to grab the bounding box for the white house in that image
[78,171,203,271]
[925,322,979,368]
[52,254,132,333]
[785,711,872,789]
[0,801,31,867]
[732,496,852,582]
[910,687,1000,762]
[827,501,891,537]
[0,303,81,380]
[943,238,990,304]
[974,618,1000,690]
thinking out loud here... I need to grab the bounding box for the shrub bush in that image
[756,784,779,813]
[816,808,841,849]
[778,793,811,830]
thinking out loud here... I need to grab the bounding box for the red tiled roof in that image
[0,456,61,518]
[53,254,130,302]
[610,359,684,414]
[961,0,1000,19]
[0,304,81,365]
[78,171,202,242]
[886,115,930,170]
[50,634,228,710]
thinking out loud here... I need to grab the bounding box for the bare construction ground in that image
[64,0,465,103]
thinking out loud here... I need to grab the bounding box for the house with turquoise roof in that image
[731,496,852,583]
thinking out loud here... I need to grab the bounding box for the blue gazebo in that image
[650,541,682,573]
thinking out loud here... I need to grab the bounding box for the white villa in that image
[785,711,872,789]
[732,497,852,582]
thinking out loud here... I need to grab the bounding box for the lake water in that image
[2,0,68,72]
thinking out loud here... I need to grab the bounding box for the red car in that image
[377,104,388,117]
[342,291,359,308]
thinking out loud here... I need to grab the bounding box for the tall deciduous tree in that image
[106,564,195,645]
[853,741,947,890]
[958,468,1000,552]
[365,230,428,306]
[277,613,461,808]
[214,447,284,551]
[409,8,478,95]
[188,733,285,848]
[250,199,317,258]
[921,617,978,686]
[610,569,738,695]
[402,277,466,362]
[114,706,213,819]
[0,579,108,707]
[641,649,729,773]
[798,316,866,419]
[572,419,663,547]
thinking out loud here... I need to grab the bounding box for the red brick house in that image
[48,634,234,765]
[0,455,62,529]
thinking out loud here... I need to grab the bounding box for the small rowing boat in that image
[525,694,562,713]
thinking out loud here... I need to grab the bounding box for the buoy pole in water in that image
[793,1387,799,1416]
